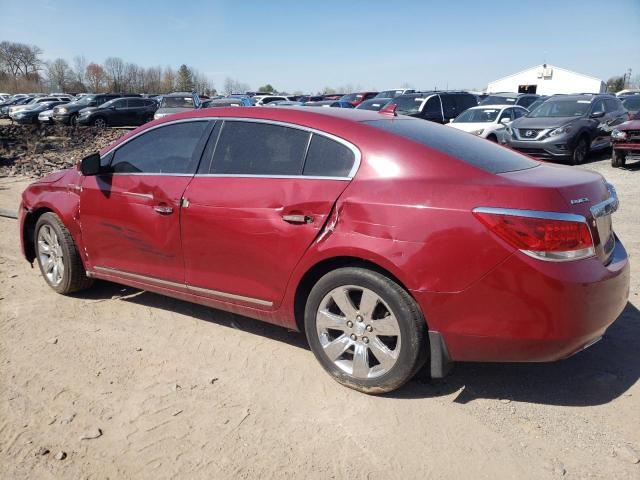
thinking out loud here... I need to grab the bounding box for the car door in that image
[122,98,146,125]
[80,120,213,283]
[181,120,358,310]
[106,98,130,126]
[589,99,608,148]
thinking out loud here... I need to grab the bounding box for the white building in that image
[486,64,606,95]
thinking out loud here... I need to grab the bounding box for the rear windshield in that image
[364,119,538,174]
[480,95,517,105]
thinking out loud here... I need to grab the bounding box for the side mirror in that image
[109,105,116,110]
[80,152,102,176]
[591,111,605,119]
[448,118,454,123]
[500,117,511,124]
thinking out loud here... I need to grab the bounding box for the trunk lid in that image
[500,163,617,263]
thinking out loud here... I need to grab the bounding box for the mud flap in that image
[429,331,453,378]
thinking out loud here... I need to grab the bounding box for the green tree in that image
[177,64,193,91]
[258,84,275,93]
[606,76,625,93]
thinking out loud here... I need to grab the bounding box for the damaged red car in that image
[19,107,630,393]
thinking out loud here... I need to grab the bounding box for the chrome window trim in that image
[100,116,362,180]
[472,206,587,223]
[93,266,273,307]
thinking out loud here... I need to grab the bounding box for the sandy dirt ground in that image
[1,152,639,479]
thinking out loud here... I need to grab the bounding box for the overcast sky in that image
[2,0,639,93]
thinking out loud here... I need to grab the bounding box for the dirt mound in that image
[0,124,128,178]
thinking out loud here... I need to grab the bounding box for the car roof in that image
[468,104,523,110]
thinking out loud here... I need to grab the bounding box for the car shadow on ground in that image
[78,282,639,407]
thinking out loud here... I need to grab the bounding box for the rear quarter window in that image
[303,134,355,177]
[365,119,539,174]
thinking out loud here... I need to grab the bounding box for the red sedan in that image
[19,107,630,393]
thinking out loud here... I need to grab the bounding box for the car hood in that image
[448,122,494,132]
[512,116,579,129]
[79,107,98,114]
[617,119,640,130]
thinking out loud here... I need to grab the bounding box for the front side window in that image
[303,134,355,177]
[111,121,209,174]
[211,121,309,175]
[454,108,500,123]
[591,99,605,115]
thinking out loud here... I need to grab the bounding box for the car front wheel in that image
[305,267,427,394]
[570,136,589,165]
[35,212,93,294]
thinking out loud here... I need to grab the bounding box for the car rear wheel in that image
[69,113,78,126]
[570,136,589,165]
[92,117,107,128]
[486,134,498,142]
[611,149,626,168]
[35,212,93,295]
[304,267,427,394]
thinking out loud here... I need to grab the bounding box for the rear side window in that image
[303,134,355,177]
[211,121,309,175]
[623,97,640,110]
[604,98,621,112]
[364,119,539,174]
[127,99,145,107]
[440,95,456,118]
[422,96,441,115]
[111,121,208,174]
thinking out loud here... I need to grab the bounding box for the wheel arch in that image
[23,206,55,262]
[292,255,417,333]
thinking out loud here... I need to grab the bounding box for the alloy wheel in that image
[37,224,64,286]
[94,118,106,128]
[316,285,401,379]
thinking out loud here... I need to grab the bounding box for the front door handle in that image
[282,214,313,224]
[153,205,173,215]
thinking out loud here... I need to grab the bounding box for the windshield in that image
[526,99,546,113]
[480,95,517,105]
[454,108,500,123]
[99,99,118,108]
[356,99,390,111]
[339,93,362,102]
[75,95,97,106]
[528,100,591,118]
[161,96,194,108]
[376,90,402,99]
[392,96,423,114]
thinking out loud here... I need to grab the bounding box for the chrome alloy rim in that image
[316,285,401,379]
[94,118,106,128]
[37,225,64,285]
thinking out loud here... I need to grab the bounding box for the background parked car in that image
[523,95,549,114]
[297,95,324,103]
[201,98,247,108]
[0,96,33,117]
[448,104,528,142]
[253,95,291,106]
[53,93,137,125]
[621,95,640,119]
[355,98,392,111]
[503,93,628,164]
[11,100,70,125]
[480,92,540,109]
[339,91,378,106]
[304,100,354,108]
[386,91,478,124]
[153,92,201,120]
[611,119,640,167]
[77,97,158,127]
[374,89,415,99]
[8,96,69,116]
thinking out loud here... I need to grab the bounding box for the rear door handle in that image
[153,205,173,215]
[282,214,313,224]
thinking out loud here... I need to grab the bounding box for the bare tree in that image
[104,57,125,92]
[47,58,73,92]
[0,41,44,91]
[145,66,162,93]
[223,77,250,95]
[162,66,176,93]
[85,63,106,92]
[73,55,87,85]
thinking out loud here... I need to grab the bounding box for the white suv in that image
[447,104,528,142]
[253,95,292,106]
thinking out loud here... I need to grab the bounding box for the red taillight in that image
[473,210,594,261]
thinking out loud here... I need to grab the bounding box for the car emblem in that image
[525,130,536,137]
[570,197,589,205]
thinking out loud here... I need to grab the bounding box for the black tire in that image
[486,134,498,142]
[570,136,589,165]
[69,113,78,126]
[611,149,626,168]
[304,267,428,394]
[34,212,93,295]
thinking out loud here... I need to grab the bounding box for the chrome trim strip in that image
[590,183,619,219]
[99,116,362,180]
[122,191,154,200]
[93,266,273,307]
[472,206,586,223]
[194,174,351,181]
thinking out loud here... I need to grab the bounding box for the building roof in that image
[488,64,603,85]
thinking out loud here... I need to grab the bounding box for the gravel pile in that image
[0,124,128,178]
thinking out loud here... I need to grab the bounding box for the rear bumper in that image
[52,113,71,124]
[414,238,630,363]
